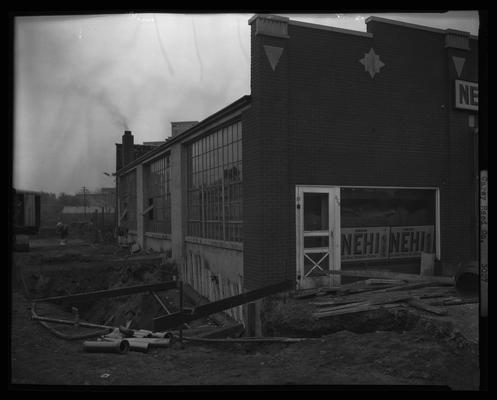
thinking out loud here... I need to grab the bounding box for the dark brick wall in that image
[243,25,292,290]
[243,19,478,290]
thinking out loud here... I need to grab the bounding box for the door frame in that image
[295,185,341,289]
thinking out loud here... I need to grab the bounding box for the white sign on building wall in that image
[341,225,435,262]
[455,79,478,111]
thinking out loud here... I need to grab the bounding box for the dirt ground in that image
[9,239,482,389]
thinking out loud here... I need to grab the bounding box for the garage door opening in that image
[296,186,440,289]
[340,187,439,278]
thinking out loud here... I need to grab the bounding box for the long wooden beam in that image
[33,281,178,304]
[153,280,294,331]
[329,269,454,285]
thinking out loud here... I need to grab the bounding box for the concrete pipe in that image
[83,339,129,354]
[128,341,150,353]
[455,262,479,298]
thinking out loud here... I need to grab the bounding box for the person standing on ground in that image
[56,222,69,245]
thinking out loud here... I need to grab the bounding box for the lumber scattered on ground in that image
[328,269,454,285]
[407,299,448,316]
[33,281,178,304]
[315,303,403,319]
[304,275,460,319]
[428,297,478,306]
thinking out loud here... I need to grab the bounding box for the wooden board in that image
[407,299,448,316]
[329,269,454,285]
[33,281,178,304]
[154,280,294,330]
[314,303,403,319]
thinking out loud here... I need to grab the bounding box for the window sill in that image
[185,236,243,251]
[145,232,171,240]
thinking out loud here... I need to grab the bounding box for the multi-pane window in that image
[118,171,137,230]
[187,121,242,242]
[144,154,171,234]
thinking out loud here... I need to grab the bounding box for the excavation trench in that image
[24,255,476,350]
[25,257,202,332]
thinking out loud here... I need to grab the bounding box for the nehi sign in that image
[455,79,478,111]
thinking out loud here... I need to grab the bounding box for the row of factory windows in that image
[118,120,243,243]
[144,155,171,234]
[187,121,242,242]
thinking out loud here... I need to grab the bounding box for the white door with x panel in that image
[296,186,341,289]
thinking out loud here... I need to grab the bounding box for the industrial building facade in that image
[115,15,479,328]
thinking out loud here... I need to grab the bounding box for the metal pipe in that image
[38,320,111,341]
[32,313,114,330]
[103,337,170,348]
[83,340,129,354]
[179,281,183,347]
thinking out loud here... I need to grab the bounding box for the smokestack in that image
[122,130,134,167]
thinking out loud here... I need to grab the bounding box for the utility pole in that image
[81,186,88,219]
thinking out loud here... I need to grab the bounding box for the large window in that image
[144,154,171,234]
[118,171,137,230]
[187,121,242,242]
[340,188,436,262]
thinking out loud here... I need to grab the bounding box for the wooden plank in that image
[33,281,178,304]
[315,292,413,312]
[181,283,228,327]
[316,299,369,312]
[350,281,437,295]
[194,280,294,317]
[154,280,294,330]
[363,278,405,285]
[314,303,402,319]
[119,208,128,222]
[294,289,322,300]
[407,299,448,316]
[428,297,478,306]
[312,298,366,307]
[329,269,454,285]
[141,204,154,216]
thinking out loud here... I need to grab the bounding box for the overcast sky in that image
[13,11,479,195]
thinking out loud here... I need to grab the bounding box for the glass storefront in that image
[340,188,436,263]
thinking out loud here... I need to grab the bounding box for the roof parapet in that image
[365,15,477,40]
[248,14,290,39]
[444,28,471,50]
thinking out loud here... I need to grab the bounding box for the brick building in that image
[115,15,479,331]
